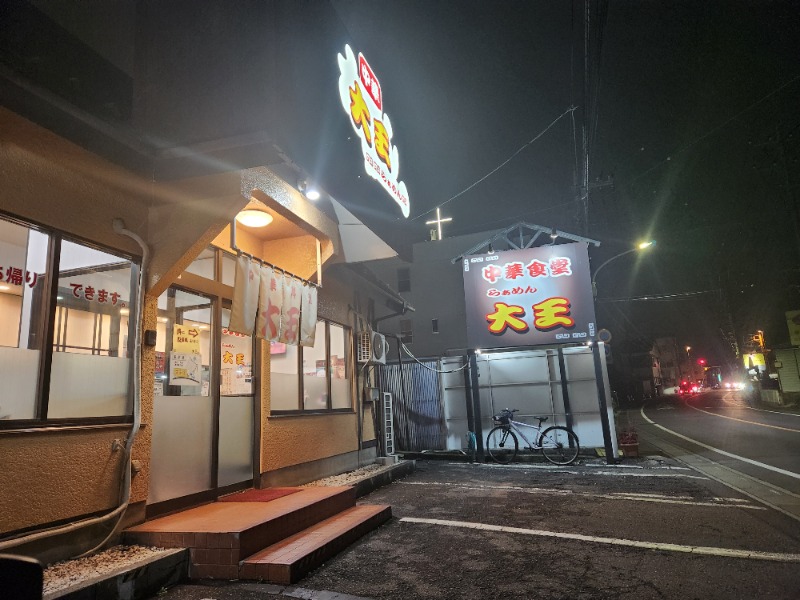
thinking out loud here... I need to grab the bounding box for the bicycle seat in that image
[534,416,549,423]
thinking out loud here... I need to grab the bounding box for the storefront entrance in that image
[147,259,258,515]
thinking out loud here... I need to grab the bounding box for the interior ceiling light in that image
[235,208,273,228]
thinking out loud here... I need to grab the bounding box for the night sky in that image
[326,0,800,370]
[3,1,797,371]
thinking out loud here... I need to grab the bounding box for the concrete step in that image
[239,504,392,584]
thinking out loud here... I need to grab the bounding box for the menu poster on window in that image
[154,351,165,374]
[221,328,253,396]
[169,352,201,386]
[333,355,346,379]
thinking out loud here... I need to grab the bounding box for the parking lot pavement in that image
[157,457,800,600]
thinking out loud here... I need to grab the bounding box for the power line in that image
[410,106,578,222]
[616,74,800,191]
[597,289,720,303]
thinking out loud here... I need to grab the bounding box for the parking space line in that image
[588,470,707,479]
[398,481,764,509]
[400,517,800,562]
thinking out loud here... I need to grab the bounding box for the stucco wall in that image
[0,108,149,259]
[0,426,130,535]
[259,336,376,476]
[262,235,320,281]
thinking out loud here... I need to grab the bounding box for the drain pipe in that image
[0,219,148,556]
[77,218,148,555]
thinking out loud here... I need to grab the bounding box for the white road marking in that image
[400,517,800,562]
[447,461,703,478]
[397,481,762,509]
[447,462,578,474]
[585,463,691,471]
[746,405,800,418]
[641,406,800,481]
[687,403,800,433]
[642,432,800,522]
[588,470,707,479]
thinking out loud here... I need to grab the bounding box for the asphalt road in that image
[632,390,800,522]
[153,455,800,600]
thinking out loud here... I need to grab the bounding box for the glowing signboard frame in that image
[462,242,597,349]
[337,44,410,218]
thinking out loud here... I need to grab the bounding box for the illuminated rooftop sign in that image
[338,44,410,218]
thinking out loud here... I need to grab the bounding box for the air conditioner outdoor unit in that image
[357,330,389,365]
[371,331,388,364]
[357,331,372,363]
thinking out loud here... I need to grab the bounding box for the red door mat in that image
[218,488,301,503]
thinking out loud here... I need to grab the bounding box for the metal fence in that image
[379,360,447,451]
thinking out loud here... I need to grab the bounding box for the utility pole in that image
[774,123,800,264]
[581,0,590,237]
[578,0,613,237]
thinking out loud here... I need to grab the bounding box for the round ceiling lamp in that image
[235,208,273,228]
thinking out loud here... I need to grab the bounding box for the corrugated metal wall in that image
[776,349,800,393]
[379,360,447,451]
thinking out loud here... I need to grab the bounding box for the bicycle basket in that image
[493,410,511,425]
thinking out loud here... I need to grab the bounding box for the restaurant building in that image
[0,1,408,563]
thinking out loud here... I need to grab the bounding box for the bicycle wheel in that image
[486,427,518,464]
[538,426,579,465]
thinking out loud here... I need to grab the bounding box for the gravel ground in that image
[39,463,393,596]
[42,545,172,596]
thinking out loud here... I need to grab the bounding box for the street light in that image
[591,240,656,296]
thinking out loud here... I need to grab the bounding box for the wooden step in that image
[125,486,356,579]
[239,504,392,584]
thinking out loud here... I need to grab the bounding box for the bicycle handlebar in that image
[499,409,549,423]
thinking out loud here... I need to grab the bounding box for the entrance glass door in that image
[149,288,214,504]
[218,307,255,488]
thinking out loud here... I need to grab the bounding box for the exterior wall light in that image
[298,178,321,200]
[235,208,273,228]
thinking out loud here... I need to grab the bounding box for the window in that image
[329,323,351,409]
[184,247,216,280]
[0,215,138,424]
[270,342,299,410]
[270,319,352,413]
[302,321,328,410]
[49,241,135,417]
[431,318,439,334]
[0,220,47,420]
[400,319,413,344]
[397,267,410,293]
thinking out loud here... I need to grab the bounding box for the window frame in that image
[0,213,139,430]
[269,318,354,416]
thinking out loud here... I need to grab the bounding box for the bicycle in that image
[485,408,580,465]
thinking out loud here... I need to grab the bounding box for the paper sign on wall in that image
[173,325,201,354]
[169,352,201,386]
